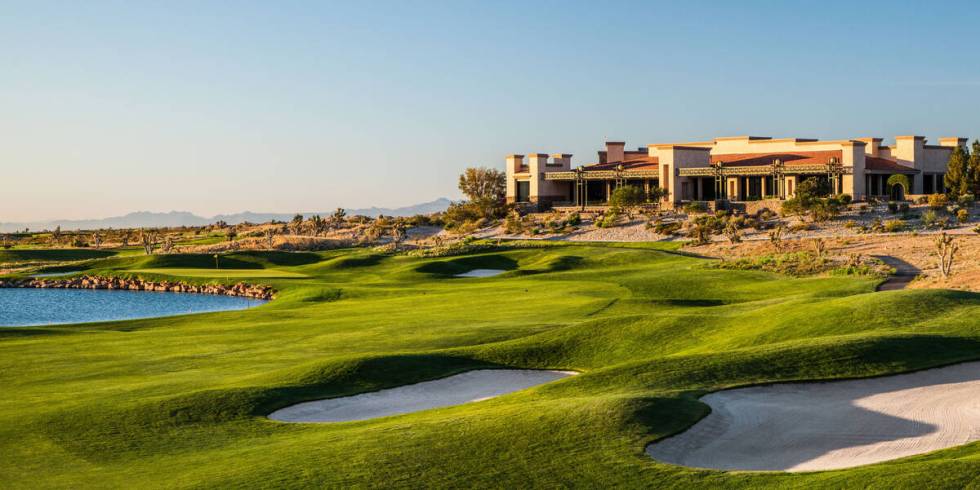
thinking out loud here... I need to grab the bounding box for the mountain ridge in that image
[1,198,453,232]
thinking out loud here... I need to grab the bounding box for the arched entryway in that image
[886,174,910,201]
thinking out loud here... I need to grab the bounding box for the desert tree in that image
[92,231,102,249]
[768,225,784,252]
[608,185,645,220]
[723,218,742,244]
[264,228,276,249]
[308,215,326,236]
[945,144,971,198]
[289,214,304,235]
[936,232,958,279]
[458,167,506,218]
[330,208,347,229]
[138,229,156,255]
[390,222,407,247]
[969,139,980,197]
[160,235,175,254]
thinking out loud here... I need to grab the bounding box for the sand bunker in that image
[454,269,507,278]
[646,361,980,472]
[269,369,575,423]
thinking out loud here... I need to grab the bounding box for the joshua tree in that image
[308,215,326,236]
[52,226,62,246]
[724,218,742,244]
[289,214,304,235]
[264,228,276,249]
[391,222,407,247]
[138,229,156,255]
[812,237,826,260]
[331,208,347,229]
[160,235,175,254]
[226,228,238,242]
[768,225,784,252]
[936,232,958,278]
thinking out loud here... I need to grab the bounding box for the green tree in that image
[969,140,980,196]
[945,144,970,198]
[458,167,506,218]
[608,185,645,219]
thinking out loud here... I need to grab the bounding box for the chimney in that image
[855,137,883,157]
[605,141,625,163]
[939,137,968,149]
[893,136,925,165]
[505,154,525,174]
[550,153,572,169]
[527,153,549,174]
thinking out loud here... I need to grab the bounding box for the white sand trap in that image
[646,362,980,472]
[269,369,575,423]
[454,269,507,278]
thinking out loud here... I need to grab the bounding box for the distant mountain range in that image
[0,198,453,232]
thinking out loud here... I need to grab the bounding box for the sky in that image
[3,0,980,221]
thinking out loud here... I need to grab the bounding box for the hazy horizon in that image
[4,0,980,221]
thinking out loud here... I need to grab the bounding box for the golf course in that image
[2,242,979,488]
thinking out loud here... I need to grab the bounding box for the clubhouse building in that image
[506,135,964,210]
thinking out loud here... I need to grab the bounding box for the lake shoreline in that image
[0,275,275,300]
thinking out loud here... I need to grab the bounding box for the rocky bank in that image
[0,275,274,300]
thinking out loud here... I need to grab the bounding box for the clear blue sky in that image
[3,1,980,221]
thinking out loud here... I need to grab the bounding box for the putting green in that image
[2,243,979,488]
[131,268,308,278]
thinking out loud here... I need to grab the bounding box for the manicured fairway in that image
[131,268,309,278]
[1,243,979,488]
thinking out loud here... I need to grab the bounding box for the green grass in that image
[131,268,308,278]
[1,243,979,488]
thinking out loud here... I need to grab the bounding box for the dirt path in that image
[646,362,980,472]
[874,255,920,291]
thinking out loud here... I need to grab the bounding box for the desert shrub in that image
[713,251,828,276]
[503,210,524,235]
[565,212,581,226]
[916,196,929,205]
[899,202,910,214]
[837,194,852,205]
[843,220,858,229]
[653,221,682,235]
[887,201,899,213]
[927,193,949,210]
[684,201,708,214]
[596,211,620,228]
[788,222,812,232]
[687,215,724,245]
[922,210,950,229]
[957,208,970,223]
[883,219,906,233]
[755,208,776,221]
[958,193,975,207]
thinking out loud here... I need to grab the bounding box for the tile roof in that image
[711,150,842,167]
[865,156,919,173]
[583,156,659,171]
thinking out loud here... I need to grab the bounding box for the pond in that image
[0,288,264,327]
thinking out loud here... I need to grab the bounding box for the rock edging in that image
[0,275,274,300]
